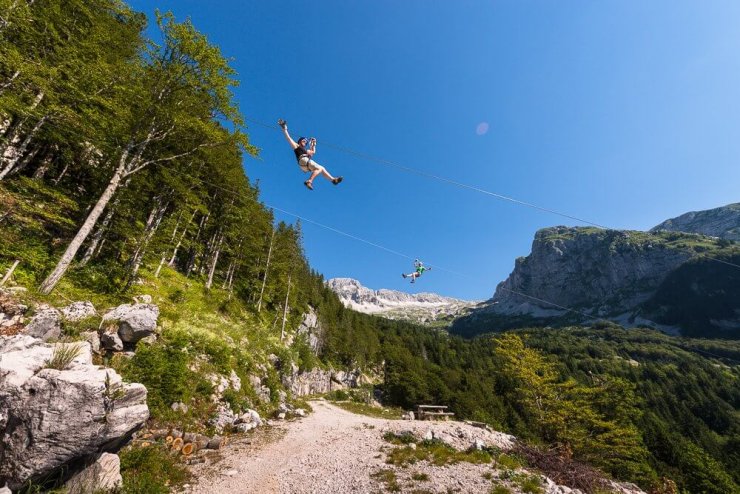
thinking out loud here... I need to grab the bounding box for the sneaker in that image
[304,181,313,190]
[402,274,407,278]
[332,176,343,185]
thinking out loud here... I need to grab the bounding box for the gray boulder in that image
[80,331,100,354]
[22,306,61,341]
[100,329,123,352]
[102,303,159,343]
[60,302,97,322]
[65,453,122,494]
[0,335,148,489]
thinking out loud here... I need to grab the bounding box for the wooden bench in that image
[416,405,455,421]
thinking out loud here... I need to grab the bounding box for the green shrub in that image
[120,444,189,493]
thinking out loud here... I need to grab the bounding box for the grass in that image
[45,342,82,370]
[331,401,404,420]
[386,440,493,468]
[383,431,417,445]
[490,486,512,494]
[411,472,430,481]
[513,473,544,494]
[119,443,190,494]
[371,468,401,492]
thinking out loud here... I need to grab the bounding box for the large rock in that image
[0,335,149,489]
[102,303,159,343]
[295,307,324,354]
[60,302,97,322]
[22,306,61,341]
[282,365,364,397]
[65,453,122,494]
[100,329,123,352]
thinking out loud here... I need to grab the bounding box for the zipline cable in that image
[155,163,740,365]
[244,116,740,271]
[245,117,608,229]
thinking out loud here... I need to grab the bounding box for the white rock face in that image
[327,278,477,324]
[0,335,149,489]
[651,202,740,241]
[60,302,97,322]
[22,306,61,341]
[102,303,159,343]
[65,453,122,494]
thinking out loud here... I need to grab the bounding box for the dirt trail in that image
[187,400,393,493]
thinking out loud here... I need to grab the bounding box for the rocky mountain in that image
[326,278,478,325]
[451,226,740,338]
[651,202,740,241]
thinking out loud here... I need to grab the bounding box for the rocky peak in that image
[326,278,478,324]
[651,202,740,241]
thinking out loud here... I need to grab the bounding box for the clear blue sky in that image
[129,0,740,300]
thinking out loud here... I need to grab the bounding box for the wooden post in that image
[0,259,20,286]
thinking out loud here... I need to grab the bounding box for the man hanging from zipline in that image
[402,259,431,284]
[278,119,343,190]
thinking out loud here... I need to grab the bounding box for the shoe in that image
[332,176,343,185]
[304,181,313,190]
[402,274,407,278]
[411,279,415,284]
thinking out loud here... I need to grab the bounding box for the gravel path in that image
[185,400,641,494]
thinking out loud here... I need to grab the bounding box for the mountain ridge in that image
[326,277,479,325]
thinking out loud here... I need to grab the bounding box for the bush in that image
[119,444,189,494]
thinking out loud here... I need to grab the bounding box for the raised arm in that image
[307,137,316,157]
[279,120,298,149]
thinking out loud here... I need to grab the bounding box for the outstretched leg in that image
[307,160,342,185]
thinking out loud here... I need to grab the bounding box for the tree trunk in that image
[30,148,51,179]
[0,71,20,95]
[39,145,131,294]
[79,197,118,266]
[52,160,69,185]
[204,233,223,289]
[167,209,197,268]
[0,260,20,286]
[153,254,167,278]
[185,211,209,275]
[0,115,47,180]
[281,275,291,341]
[256,230,275,313]
[128,196,169,283]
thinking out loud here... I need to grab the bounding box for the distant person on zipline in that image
[402,259,431,284]
[278,119,343,191]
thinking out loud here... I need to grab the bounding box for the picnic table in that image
[416,404,455,421]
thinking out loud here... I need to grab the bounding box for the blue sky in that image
[129,0,740,300]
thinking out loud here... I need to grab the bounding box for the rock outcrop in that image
[22,305,62,341]
[65,453,122,494]
[452,225,740,337]
[102,303,159,343]
[651,202,740,241]
[0,335,149,489]
[281,364,368,396]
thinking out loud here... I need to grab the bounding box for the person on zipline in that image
[402,259,431,284]
[278,119,343,190]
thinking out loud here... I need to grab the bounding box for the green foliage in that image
[119,444,190,494]
[371,468,401,492]
[385,440,492,467]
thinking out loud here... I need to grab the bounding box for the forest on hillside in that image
[0,0,325,317]
[1,2,739,494]
[316,297,740,493]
